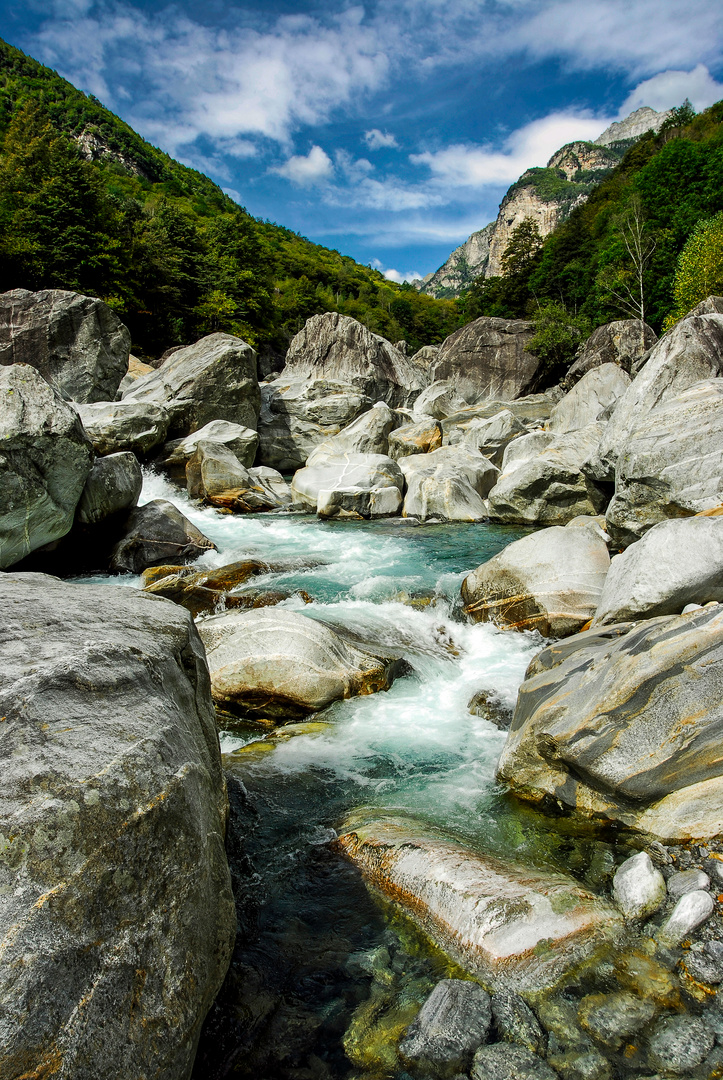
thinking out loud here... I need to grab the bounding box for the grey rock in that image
[403,467,487,522]
[76,400,170,456]
[605,379,723,546]
[496,605,723,840]
[388,418,443,459]
[593,517,723,625]
[0,572,235,1080]
[160,419,259,480]
[399,446,499,497]
[683,295,723,319]
[592,313,723,482]
[684,941,723,984]
[462,408,528,465]
[546,1049,612,1080]
[471,1043,557,1080]
[578,991,656,1051]
[443,392,559,436]
[257,377,371,471]
[409,344,440,372]
[123,332,260,438]
[462,523,610,636]
[491,989,546,1055]
[109,498,216,574]
[306,401,395,464]
[0,364,93,568]
[431,317,540,401]
[283,312,426,407]
[413,379,471,420]
[564,320,657,387]
[612,852,666,920]
[186,441,283,512]
[468,689,514,730]
[658,890,715,946]
[76,451,142,525]
[647,1015,715,1074]
[488,423,609,526]
[399,979,492,1075]
[0,288,130,403]
[198,607,403,721]
[550,363,631,433]
[500,429,555,472]
[291,452,404,516]
[667,869,710,900]
[248,466,292,507]
[594,105,671,146]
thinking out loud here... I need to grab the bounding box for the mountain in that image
[0,38,460,365]
[417,107,671,298]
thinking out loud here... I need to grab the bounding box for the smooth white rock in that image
[612,852,666,920]
[657,890,714,946]
[667,869,710,900]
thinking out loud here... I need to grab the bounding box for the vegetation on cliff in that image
[0,39,459,362]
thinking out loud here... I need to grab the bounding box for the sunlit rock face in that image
[337,816,623,994]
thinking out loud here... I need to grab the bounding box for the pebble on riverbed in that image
[399,978,492,1075]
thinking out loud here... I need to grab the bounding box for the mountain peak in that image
[594,105,672,147]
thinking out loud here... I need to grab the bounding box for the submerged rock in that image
[0,364,94,568]
[0,572,235,1080]
[657,891,714,946]
[109,498,216,574]
[123,332,260,438]
[496,605,723,840]
[577,991,656,1052]
[336,817,622,994]
[593,517,723,625]
[491,989,547,1055]
[647,1015,715,1074]
[462,523,610,636]
[0,287,131,403]
[399,979,492,1076]
[471,1042,557,1080]
[198,608,404,720]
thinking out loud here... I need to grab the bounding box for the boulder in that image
[76,451,143,525]
[430,317,540,401]
[257,378,371,471]
[0,364,94,568]
[159,420,259,480]
[409,344,440,372]
[122,332,260,438]
[500,430,555,472]
[142,562,310,617]
[684,295,723,319]
[399,446,499,498]
[444,391,561,434]
[462,408,528,464]
[591,313,723,482]
[291,452,404,517]
[185,441,284,512]
[403,468,487,522]
[549,364,631,434]
[471,1044,557,1080]
[487,423,609,526]
[336,816,622,994]
[75,400,170,456]
[109,499,216,574]
[399,979,492,1076]
[413,380,471,420]
[593,517,723,625]
[197,607,404,720]
[647,1015,715,1073]
[491,990,547,1055]
[305,401,394,464]
[0,572,235,1080]
[462,522,610,636]
[612,852,666,920]
[0,288,130,403]
[564,320,657,387]
[117,354,154,396]
[388,418,443,459]
[282,312,426,407]
[248,466,292,506]
[496,604,723,840]
[604,379,723,546]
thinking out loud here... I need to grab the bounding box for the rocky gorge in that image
[4,286,723,1080]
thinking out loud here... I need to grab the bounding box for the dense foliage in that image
[664,211,723,327]
[0,39,460,363]
[460,100,723,334]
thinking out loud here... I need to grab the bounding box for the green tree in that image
[596,196,656,324]
[526,301,591,384]
[663,211,723,327]
[501,217,544,276]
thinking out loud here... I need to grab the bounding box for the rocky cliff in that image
[417,108,669,297]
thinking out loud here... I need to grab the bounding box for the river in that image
[83,473,618,1079]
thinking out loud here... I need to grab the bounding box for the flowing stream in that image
[83,474,626,1079]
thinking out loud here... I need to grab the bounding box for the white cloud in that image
[364,129,398,150]
[335,150,375,182]
[272,145,334,186]
[411,111,611,188]
[371,259,421,283]
[621,64,723,115]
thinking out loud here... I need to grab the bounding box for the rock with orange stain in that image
[497,604,723,841]
[336,816,623,994]
[461,521,610,637]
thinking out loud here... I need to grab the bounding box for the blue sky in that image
[2,0,723,281]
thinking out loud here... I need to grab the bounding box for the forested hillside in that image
[0,39,460,363]
[461,99,723,335]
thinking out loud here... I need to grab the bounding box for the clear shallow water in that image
[83,473,614,1078]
